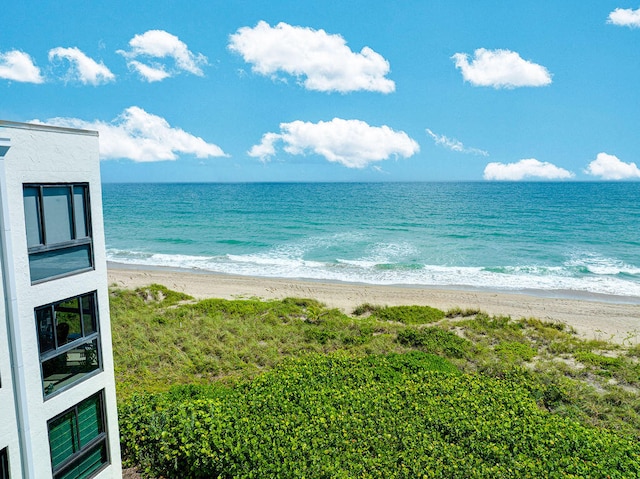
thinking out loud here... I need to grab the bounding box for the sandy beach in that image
[107,264,640,344]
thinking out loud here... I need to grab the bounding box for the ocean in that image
[102,182,640,301]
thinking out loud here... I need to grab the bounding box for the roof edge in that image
[0,120,98,137]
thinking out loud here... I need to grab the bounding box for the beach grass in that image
[111,284,640,477]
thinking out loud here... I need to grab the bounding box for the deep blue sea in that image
[102,182,640,300]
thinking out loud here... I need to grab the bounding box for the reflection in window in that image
[48,392,109,479]
[23,184,93,283]
[36,292,101,397]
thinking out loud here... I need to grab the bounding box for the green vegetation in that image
[112,285,640,478]
[354,304,446,324]
[396,327,471,358]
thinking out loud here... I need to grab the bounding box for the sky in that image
[1,1,640,183]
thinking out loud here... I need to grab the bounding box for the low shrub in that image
[575,351,622,370]
[120,353,640,479]
[352,303,380,316]
[495,341,537,362]
[397,327,471,358]
[373,305,445,324]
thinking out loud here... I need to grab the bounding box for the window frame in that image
[36,291,103,399]
[47,391,110,479]
[23,183,94,284]
[0,447,8,479]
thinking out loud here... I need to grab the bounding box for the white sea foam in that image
[106,248,640,298]
[566,252,640,276]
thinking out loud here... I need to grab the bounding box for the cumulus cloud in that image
[584,152,640,180]
[608,7,640,27]
[229,21,395,93]
[118,30,207,81]
[48,47,115,85]
[452,48,552,89]
[0,50,44,83]
[127,60,171,82]
[36,106,227,162]
[249,118,418,168]
[484,159,574,180]
[426,129,488,156]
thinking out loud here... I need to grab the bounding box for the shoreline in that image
[107,262,640,344]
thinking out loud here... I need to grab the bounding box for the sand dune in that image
[108,264,640,344]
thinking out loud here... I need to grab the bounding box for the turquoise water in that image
[102,182,640,299]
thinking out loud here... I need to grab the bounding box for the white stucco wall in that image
[0,121,121,479]
[0,268,21,479]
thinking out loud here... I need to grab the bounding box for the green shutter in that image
[49,412,77,468]
[55,443,106,479]
[77,396,102,447]
[49,393,109,479]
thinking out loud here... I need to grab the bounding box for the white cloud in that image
[484,159,574,180]
[249,118,418,168]
[452,48,552,89]
[118,30,207,81]
[36,106,227,162]
[48,47,115,85]
[608,8,640,27]
[426,129,488,156]
[127,60,171,82]
[584,152,640,180]
[0,50,44,83]
[229,21,395,93]
[248,132,280,160]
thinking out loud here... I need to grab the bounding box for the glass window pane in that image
[81,295,96,335]
[42,339,100,396]
[73,186,88,239]
[49,393,108,479]
[77,395,103,447]
[37,307,55,354]
[48,411,77,468]
[55,298,81,342]
[54,442,107,479]
[24,187,42,247]
[43,187,73,244]
[29,245,92,282]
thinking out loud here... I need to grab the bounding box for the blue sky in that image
[2,1,640,182]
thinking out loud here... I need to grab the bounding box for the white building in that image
[0,121,121,479]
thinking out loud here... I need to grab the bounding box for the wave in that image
[106,247,640,298]
[565,253,640,277]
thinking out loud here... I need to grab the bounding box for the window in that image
[48,392,109,479]
[23,184,93,283]
[0,447,8,479]
[36,292,101,397]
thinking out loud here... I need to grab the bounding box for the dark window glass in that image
[81,295,96,335]
[43,187,73,244]
[28,245,92,283]
[23,187,42,248]
[0,447,9,479]
[36,292,101,397]
[23,184,93,283]
[56,298,81,341]
[73,186,88,239]
[37,307,55,354]
[41,339,100,396]
[48,392,109,479]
